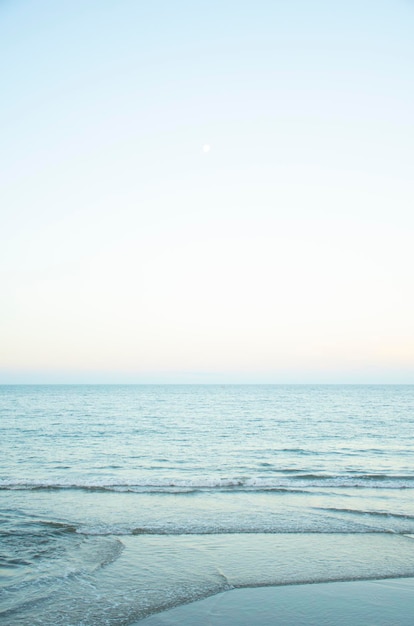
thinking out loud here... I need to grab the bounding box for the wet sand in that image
[137,577,414,625]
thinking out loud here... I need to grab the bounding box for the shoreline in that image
[136,577,414,625]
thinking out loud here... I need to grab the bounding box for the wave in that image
[316,507,414,521]
[2,474,414,492]
[77,525,414,536]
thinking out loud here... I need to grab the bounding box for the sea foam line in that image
[1,475,414,491]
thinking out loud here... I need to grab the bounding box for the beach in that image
[2,384,414,625]
[138,578,414,625]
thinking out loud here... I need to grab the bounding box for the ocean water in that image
[1,384,414,625]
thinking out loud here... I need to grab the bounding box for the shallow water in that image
[138,578,414,626]
[1,384,414,624]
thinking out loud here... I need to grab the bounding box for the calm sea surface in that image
[1,385,414,624]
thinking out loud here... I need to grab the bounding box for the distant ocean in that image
[2,384,414,625]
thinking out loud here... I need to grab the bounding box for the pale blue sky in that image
[1,0,414,383]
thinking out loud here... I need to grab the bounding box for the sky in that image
[1,0,414,384]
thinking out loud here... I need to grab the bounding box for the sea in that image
[1,384,414,625]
